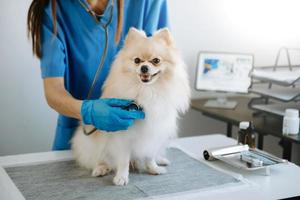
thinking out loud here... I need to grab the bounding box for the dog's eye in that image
[152,58,160,65]
[134,57,141,64]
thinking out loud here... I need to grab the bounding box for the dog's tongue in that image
[140,74,151,82]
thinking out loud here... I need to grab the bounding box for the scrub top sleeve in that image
[40,13,66,78]
[143,0,170,36]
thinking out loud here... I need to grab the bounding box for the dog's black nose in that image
[141,65,149,73]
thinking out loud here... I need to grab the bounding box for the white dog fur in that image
[71,28,190,186]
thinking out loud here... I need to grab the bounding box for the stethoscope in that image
[78,0,114,135]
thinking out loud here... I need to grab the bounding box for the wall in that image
[0,0,299,163]
[168,0,300,164]
[0,1,57,155]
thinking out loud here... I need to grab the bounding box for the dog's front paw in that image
[147,166,167,175]
[156,157,171,166]
[113,175,129,186]
[91,164,111,177]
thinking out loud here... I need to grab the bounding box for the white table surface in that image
[1,134,300,200]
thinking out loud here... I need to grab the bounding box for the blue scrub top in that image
[40,0,169,150]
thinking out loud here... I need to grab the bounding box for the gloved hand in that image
[81,98,145,132]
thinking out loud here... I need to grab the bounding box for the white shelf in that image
[251,68,300,86]
[251,102,300,116]
[249,85,300,102]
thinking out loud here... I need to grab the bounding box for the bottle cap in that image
[285,109,299,118]
[239,121,250,130]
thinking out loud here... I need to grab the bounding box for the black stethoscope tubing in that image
[78,0,114,135]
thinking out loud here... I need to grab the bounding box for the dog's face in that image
[118,28,177,85]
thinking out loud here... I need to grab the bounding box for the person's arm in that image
[43,77,145,132]
[43,77,82,120]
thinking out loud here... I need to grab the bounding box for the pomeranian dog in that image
[72,28,190,186]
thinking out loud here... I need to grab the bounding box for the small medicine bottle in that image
[238,121,256,148]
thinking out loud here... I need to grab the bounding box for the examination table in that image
[1,134,300,200]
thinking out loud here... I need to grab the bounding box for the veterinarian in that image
[27,0,169,150]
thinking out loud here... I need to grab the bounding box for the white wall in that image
[168,0,300,164]
[0,1,300,164]
[0,1,57,155]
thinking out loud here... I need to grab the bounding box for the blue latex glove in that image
[81,98,145,132]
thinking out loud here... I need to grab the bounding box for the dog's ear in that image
[124,28,146,45]
[153,28,174,46]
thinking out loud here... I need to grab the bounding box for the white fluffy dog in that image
[72,28,190,186]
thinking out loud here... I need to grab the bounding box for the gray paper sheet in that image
[5,148,240,200]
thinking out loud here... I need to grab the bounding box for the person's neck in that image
[87,0,109,15]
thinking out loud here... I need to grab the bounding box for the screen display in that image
[195,52,253,93]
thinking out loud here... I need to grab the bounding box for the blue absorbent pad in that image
[5,148,241,200]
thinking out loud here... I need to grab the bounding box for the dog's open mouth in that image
[139,71,161,83]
